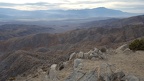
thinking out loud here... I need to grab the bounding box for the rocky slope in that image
[0,24,54,40]
[12,46,144,81]
[0,15,144,81]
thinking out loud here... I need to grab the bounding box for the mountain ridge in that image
[0,7,138,21]
[0,15,144,81]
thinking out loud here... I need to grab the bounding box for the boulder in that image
[94,48,99,53]
[69,52,76,60]
[83,52,89,59]
[65,70,85,81]
[116,44,128,53]
[124,75,139,81]
[49,64,59,81]
[110,71,125,81]
[65,70,98,81]
[73,59,83,70]
[56,62,65,71]
[123,48,133,54]
[77,51,84,59]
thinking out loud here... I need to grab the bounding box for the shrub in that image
[100,47,107,53]
[129,38,144,51]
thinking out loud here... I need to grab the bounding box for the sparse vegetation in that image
[129,38,144,51]
[100,48,107,53]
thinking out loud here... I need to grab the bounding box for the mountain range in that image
[0,7,138,21]
[0,15,144,81]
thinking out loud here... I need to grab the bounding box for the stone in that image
[56,62,64,71]
[77,51,84,58]
[123,48,133,54]
[73,59,83,70]
[94,48,99,53]
[69,52,76,60]
[91,57,97,61]
[100,63,116,79]
[65,70,98,81]
[49,64,59,81]
[83,53,89,59]
[65,70,85,81]
[110,71,125,81]
[124,75,139,81]
[79,70,98,81]
[116,44,128,53]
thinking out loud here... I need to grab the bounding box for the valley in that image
[0,14,144,81]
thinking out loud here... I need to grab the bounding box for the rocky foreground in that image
[8,44,144,81]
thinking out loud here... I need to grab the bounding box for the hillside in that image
[0,24,54,40]
[0,15,144,81]
[13,47,144,81]
[80,15,144,28]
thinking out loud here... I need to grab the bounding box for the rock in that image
[110,71,125,81]
[100,63,116,80]
[124,75,139,81]
[63,61,69,68]
[41,71,48,81]
[123,48,133,54]
[107,49,117,55]
[69,52,76,60]
[77,51,84,59]
[98,50,103,55]
[94,48,99,53]
[116,44,128,53]
[65,70,85,81]
[78,70,98,81]
[56,62,64,71]
[56,61,68,70]
[88,50,94,55]
[83,53,89,59]
[73,59,83,70]
[65,70,98,81]
[49,64,59,81]
[99,53,107,60]
[91,57,97,61]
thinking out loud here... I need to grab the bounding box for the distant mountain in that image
[0,7,138,21]
[80,15,144,28]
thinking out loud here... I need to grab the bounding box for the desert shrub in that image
[129,38,144,51]
[100,47,107,53]
[9,77,16,80]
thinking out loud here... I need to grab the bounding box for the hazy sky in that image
[0,0,144,13]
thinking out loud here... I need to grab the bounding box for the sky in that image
[0,0,144,13]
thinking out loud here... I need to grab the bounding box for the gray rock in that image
[83,53,89,59]
[116,44,128,53]
[77,51,84,58]
[94,48,99,53]
[49,64,59,81]
[69,52,76,60]
[124,75,139,81]
[65,70,85,81]
[79,70,98,81]
[65,70,98,81]
[73,59,83,70]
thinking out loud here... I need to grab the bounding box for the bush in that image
[100,47,107,53]
[129,38,144,51]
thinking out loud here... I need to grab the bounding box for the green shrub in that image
[129,38,144,51]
